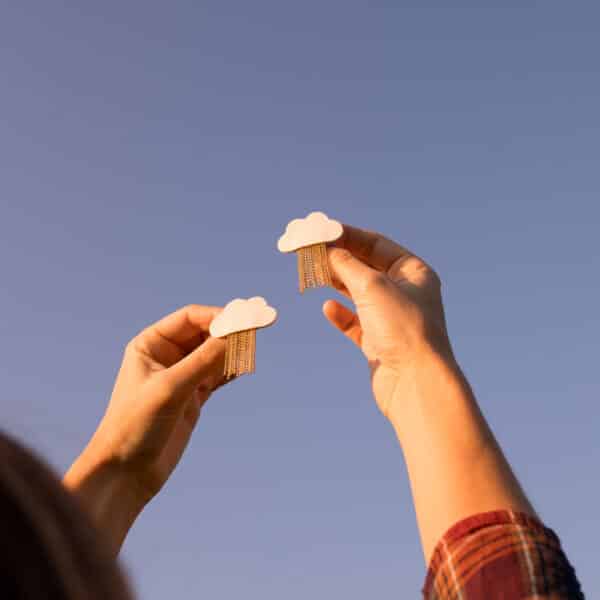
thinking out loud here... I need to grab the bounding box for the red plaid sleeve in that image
[423,510,584,599]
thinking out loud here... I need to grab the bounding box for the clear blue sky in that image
[1,1,598,597]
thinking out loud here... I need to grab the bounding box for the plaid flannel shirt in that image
[423,511,584,599]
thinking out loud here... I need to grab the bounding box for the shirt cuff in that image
[423,510,583,599]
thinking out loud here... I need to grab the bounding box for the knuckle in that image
[125,335,151,358]
[418,259,442,289]
[362,272,388,294]
[125,337,141,356]
[407,256,442,289]
[179,304,198,324]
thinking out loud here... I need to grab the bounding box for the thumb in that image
[328,247,378,299]
[168,336,226,391]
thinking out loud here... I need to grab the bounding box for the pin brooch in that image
[209,297,277,378]
[277,212,343,293]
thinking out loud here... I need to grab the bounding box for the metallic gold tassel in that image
[224,329,256,378]
[296,242,331,293]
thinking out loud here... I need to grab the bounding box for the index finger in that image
[137,304,222,355]
[336,225,414,273]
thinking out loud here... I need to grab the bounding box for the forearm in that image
[387,349,535,562]
[64,451,146,556]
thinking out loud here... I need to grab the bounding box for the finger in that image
[336,225,414,273]
[134,305,222,363]
[327,247,378,298]
[145,304,221,348]
[330,274,352,300]
[168,336,226,391]
[322,300,362,348]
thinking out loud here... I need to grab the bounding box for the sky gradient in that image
[1,1,599,597]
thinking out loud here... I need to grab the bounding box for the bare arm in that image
[324,226,534,561]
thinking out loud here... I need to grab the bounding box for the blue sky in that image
[1,1,599,597]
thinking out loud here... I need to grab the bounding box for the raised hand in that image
[324,225,452,421]
[65,305,227,553]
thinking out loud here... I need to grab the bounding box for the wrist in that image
[381,342,467,436]
[64,448,147,554]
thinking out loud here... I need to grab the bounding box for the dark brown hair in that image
[0,431,133,599]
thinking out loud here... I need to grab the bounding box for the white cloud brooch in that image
[277,211,343,293]
[210,297,277,378]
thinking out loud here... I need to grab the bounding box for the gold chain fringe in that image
[224,329,256,378]
[297,243,331,293]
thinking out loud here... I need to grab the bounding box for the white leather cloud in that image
[209,297,277,338]
[277,211,343,253]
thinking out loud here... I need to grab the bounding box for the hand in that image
[324,226,453,423]
[325,227,536,561]
[65,305,227,552]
